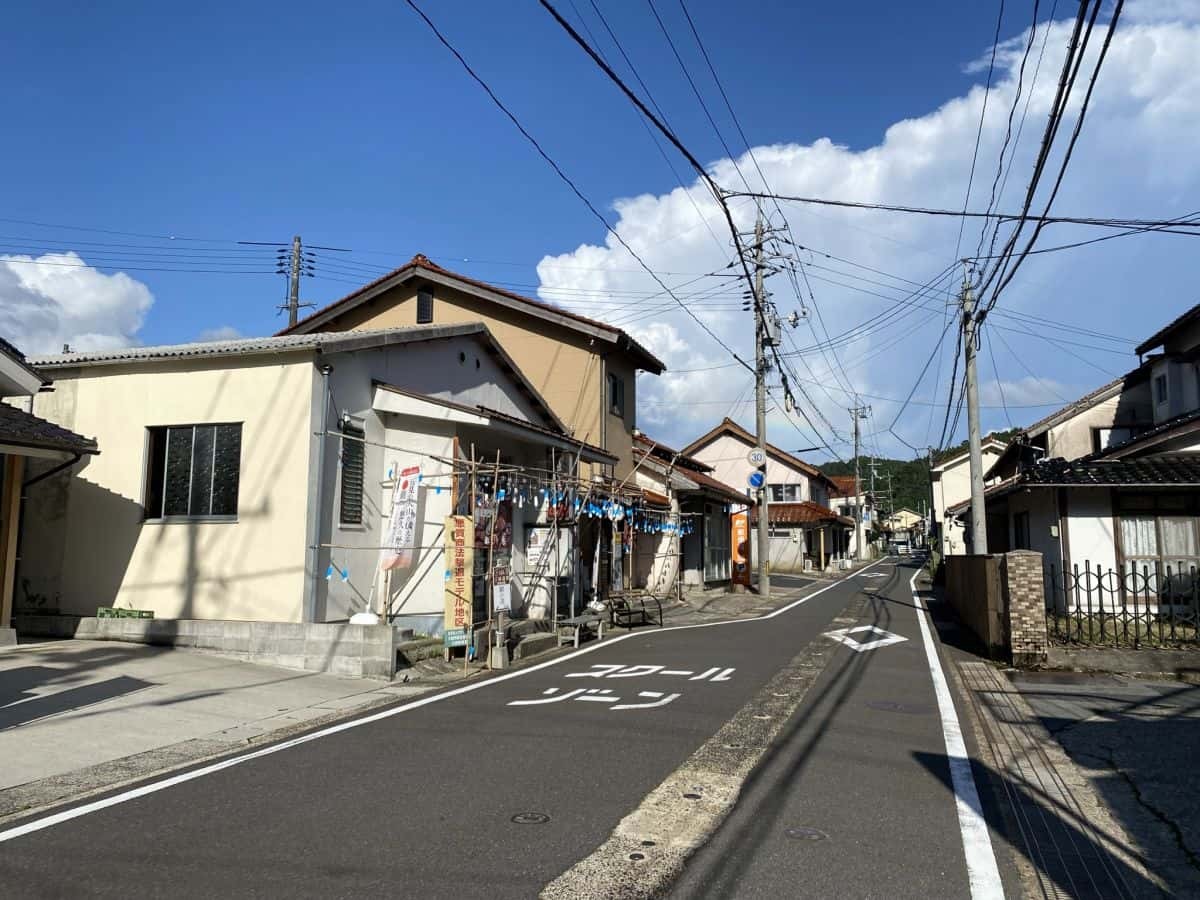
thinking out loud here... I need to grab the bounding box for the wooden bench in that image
[558,613,605,648]
[609,592,663,629]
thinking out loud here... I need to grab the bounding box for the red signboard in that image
[731,510,751,586]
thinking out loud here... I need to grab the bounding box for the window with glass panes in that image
[768,483,802,502]
[144,424,241,520]
[1116,493,1200,595]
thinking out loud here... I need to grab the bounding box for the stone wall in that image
[944,550,1048,666]
[1000,550,1048,666]
[15,615,397,680]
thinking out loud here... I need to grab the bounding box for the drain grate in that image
[511,812,551,825]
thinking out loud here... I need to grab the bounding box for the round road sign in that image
[747,470,765,490]
[747,447,766,466]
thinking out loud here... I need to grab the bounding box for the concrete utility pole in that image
[850,406,869,561]
[753,213,771,598]
[287,235,303,328]
[961,270,988,555]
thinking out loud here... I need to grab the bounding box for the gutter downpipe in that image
[305,362,333,624]
[22,452,83,489]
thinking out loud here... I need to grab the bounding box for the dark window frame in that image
[607,372,625,418]
[143,423,242,522]
[339,419,366,526]
[1155,373,1168,405]
[416,288,434,324]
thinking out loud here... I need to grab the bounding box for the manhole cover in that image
[785,826,828,841]
[866,700,933,715]
[511,812,551,825]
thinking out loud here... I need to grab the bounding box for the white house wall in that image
[1064,488,1117,574]
[319,338,568,629]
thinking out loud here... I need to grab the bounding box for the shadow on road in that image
[912,750,1161,900]
[671,562,908,898]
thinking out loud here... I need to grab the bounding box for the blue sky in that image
[3,1,1199,459]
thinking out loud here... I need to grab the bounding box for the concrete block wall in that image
[1001,550,1048,666]
[16,615,397,680]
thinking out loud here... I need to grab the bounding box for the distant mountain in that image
[818,429,1020,516]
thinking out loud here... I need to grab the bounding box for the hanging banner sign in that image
[381,465,421,571]
[731,510,751,586]
[444,516,475,633]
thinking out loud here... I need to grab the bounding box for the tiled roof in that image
[28,323,487,368]
[0,337,48,385]
[0,403,98,455]
[1021,455,1200,487]
[633,432,712,473]
[828,475,858,496]
[951,455,1200,516]
[1093,407,1200,459]
[278,254,666,374]
[680,467,750,504]
[751,501,853,526]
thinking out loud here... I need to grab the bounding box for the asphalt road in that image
[0,560,1001,898]
[671,558,1011,899]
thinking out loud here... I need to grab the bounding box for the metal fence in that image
[1046,562,1200,647]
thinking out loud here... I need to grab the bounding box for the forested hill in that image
[818,430,1020,515]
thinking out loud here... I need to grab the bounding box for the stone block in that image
[249,623,279,655]
[328,655,364,678]
[514,633,557,660]
[275,623,307,641]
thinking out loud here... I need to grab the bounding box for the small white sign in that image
[493,582,512,613]
[823,625,908,652]
[747,447,766,466]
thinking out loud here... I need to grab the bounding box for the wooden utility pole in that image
[287,235,302,328]
[961,271,988,554]
[753,213,771,597]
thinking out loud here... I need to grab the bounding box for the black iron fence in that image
[1046,562,1200,648]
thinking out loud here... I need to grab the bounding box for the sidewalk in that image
[922,578,1175,898]
[0,640,439,820]
[1008,670,1200,896]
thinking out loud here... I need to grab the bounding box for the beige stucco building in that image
[278,254,664,480]
[16,325,611,640]
[930,439,1007,557]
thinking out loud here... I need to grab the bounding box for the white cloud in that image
[980,376,1071,410]
[536,5,1200,460]
[197,325,243,343]
[0,252,153,356]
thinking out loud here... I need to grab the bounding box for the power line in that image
[955,0,1007,261]
[721,192,1199,232]
[404,0,752,372]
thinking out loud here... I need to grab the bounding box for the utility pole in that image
[287,235,303,328]
[849,405,869,561]
[961,270,988,555]
[753,213,771,598]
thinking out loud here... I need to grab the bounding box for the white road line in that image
[0,560,892,844]
[909,569,1004,900]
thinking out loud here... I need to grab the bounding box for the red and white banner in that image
[381,465,421,571]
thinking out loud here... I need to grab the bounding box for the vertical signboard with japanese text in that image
[731,510,751,586]
[381,465,421,571]
[444,516,475,633]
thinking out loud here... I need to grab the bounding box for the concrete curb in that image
[541,585,872,899]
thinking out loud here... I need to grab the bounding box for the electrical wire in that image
[404,0,753,373]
